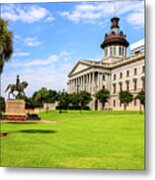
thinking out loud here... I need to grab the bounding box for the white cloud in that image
[59,1,144,27]
[9,51,71,68]
[2,50,74,98]
[13,51,30,57]
[127,12,144,27]
[59,2,114,24]
[24,37,42,47]
[1,4,54,23]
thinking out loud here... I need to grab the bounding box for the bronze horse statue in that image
[5,81,28,99]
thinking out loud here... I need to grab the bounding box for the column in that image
[92,71,95,94]
[97,72,100,92]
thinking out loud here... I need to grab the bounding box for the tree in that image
[136,90,145,113]
[119,91,133,110]
[70,91,91,111]
[0,96,5,112]
[46,89,58,103]
[34,87,49,107]
[0,18,13,96]
[96,88,110,110]
[58,91,70,111]
[70,93,80,109]
[79,91,92,110]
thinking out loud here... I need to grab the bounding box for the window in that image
[113,84,116,93]
[102,85,105,89]
[103,75,105,81]
[126,70,129,77]
[119,47,122,55]
[120,72,123,79]
[133,79,137,90]
[110,47,113,56]
[113,74,116,80]
[126,81,130,91]
[113,100,116,107]
[134,68,137,75]
[122,47,125,56]
[142,65,145,73]
[113,47,116,55]
[119,82,122,92]
[142,77,145,90]
[105,48,108,57]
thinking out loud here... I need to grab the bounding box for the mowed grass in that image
[1,110,144,169]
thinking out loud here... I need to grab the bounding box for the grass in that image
[0,110,144,169]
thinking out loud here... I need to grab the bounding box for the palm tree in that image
[0,17,13,96]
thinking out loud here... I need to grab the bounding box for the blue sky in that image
[1,0,144,98]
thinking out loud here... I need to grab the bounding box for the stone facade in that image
[5,99,26,120]
[67,17,145,110]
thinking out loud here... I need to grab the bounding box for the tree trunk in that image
[124,103,127,111]
[139,104,142,114]
[102,104,105,110]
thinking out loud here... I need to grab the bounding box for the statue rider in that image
[16,75,20,91]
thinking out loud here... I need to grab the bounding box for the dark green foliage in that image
[119,91,133,110]
[79,91,92,110]
[0,18,13,73]
[58,91,70,110]
[0,18,13,96]
[0,96,5,112]
[46,90,58,103]
[136,90,145,107]
[69,91,91,110]
[31,88,58,108]
[96,88,110,110]
[27,114,40,120]
[33,87,49,107]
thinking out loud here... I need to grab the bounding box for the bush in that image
[27,114,41,120]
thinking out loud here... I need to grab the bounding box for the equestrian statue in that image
[5,75,28,99]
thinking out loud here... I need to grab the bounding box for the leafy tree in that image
[96,88,110,110]
[34,87,49,107]
[79,91,92,110]
[136,90,145,113]
[119,91,133,110]
[0,18,13,96]
[70,93,80,108]
[58,91,70,111]
[46,89,58,103]
[0,96,5,112]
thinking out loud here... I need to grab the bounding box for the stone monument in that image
[5,75,28,121]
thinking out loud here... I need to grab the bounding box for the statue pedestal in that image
[5,99,26,121]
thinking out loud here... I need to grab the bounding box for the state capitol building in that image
[67,16,145,110]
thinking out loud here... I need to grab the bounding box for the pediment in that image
[68,61,91,77]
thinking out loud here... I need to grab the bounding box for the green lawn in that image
[1,110,144,169]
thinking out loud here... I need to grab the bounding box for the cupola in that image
[101,17,129,60]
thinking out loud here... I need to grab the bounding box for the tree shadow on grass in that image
[18,129,57,134]
[6,129,57,134]
[6,122,39,124]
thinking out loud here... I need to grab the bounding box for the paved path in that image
[0,120,57,123]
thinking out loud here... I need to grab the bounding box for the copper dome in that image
[100,17,129,49]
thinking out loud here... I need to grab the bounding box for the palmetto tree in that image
[0,17,13,96]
